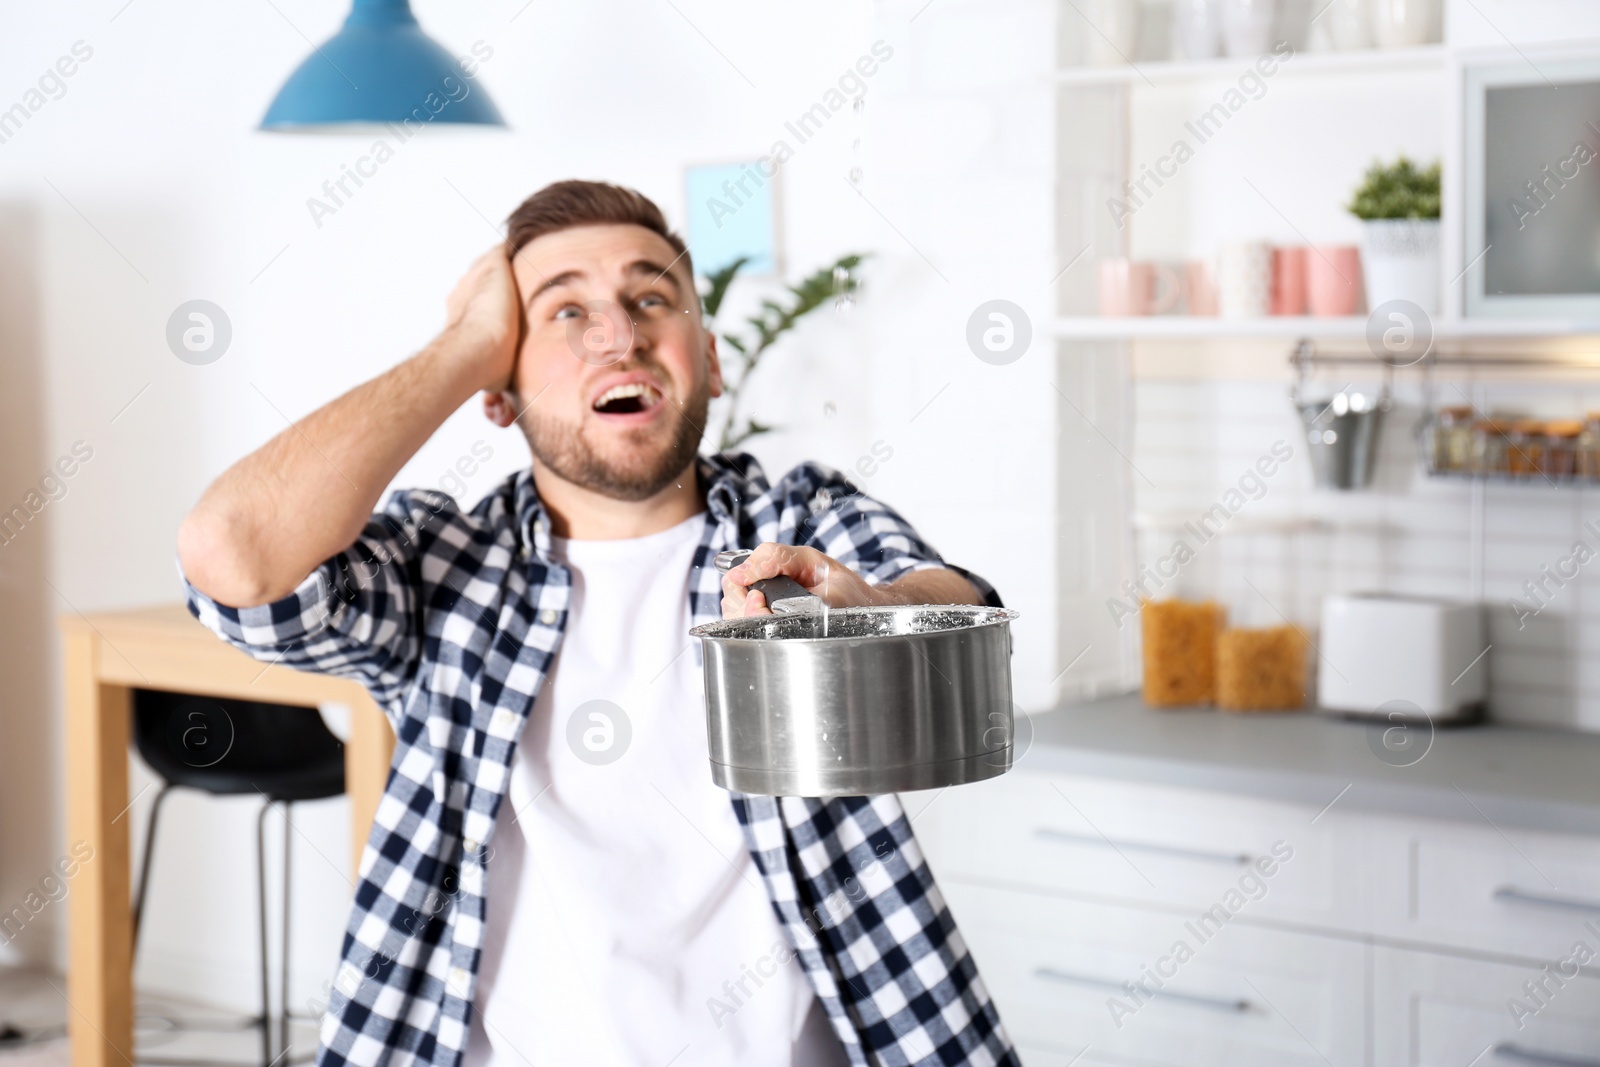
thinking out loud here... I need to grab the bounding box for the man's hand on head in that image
[443,246,522,396]
[719,542,983,619]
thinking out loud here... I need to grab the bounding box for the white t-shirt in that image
[462,512,844,1067]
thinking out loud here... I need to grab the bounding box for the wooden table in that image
[58,604,395,1067]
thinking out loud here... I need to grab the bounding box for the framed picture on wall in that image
[683,160,782,278]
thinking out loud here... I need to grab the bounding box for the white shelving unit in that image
[1054,43,1447,87]
[1054,315,1366,339]
[1051,28,1600,354]
[1053,315,1600,341]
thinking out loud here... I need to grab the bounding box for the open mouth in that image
[592,381,665,416]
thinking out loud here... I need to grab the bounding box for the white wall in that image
[0,0,1061,1012]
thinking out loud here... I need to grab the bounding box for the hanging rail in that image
[1288,338,1600,370]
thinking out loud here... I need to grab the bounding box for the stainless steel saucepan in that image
[688,550,1019,797]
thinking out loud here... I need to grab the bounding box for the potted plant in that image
[701,253,865,450]
[1347,156,1442,314]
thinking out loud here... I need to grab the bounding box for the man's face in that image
[503,223,721,501]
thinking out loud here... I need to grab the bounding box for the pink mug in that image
[1307,246,1363,317]
[1271,247,1308,316]
[1099,259,1181,316]
[1185,261,1219,316]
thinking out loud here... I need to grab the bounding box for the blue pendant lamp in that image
[260,0,504,130]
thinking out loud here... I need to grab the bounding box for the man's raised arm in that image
[178,248,521,608]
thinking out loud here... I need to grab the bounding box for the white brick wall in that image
[1131,373,1600,731]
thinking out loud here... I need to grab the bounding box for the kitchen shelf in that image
[1054,44,1447,88]
[1133,513,1335,535]
[1053,316,1600,342]
[1424,470,1598,488]
[1056,315,1362,339]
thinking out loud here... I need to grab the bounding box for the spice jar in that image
[1543,420,1583,478]
[1506,420,1546,477]
[1433,406,1474,473]
[1470,419,1509,475]
[1580,414,1600,481]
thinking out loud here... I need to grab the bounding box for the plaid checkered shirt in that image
[183,452,1018,1067]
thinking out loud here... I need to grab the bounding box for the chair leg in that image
[280,801,292,1060]
[257,798,276,1067]
[132,782,175,952]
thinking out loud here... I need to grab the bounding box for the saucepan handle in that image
[714,550,825,614]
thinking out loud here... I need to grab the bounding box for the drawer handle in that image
[1034,967,1251,1014]
[1493,887,1600,915]
[1035,828,1251,866]
[1494,1043,1600,1066]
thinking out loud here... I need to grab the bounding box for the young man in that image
[179,181,1016,1067]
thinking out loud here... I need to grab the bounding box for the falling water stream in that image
[820,561,830,637]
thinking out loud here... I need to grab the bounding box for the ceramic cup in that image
[1084,0,1142,65]
[1222,0,1278,57]
[1217,242,1273,318]
[1307,245,1364,317]
[1270,246,1308,316]
[1372,0,1437,48]
[1185,261,1220,315]
[1319,0,1370,49]
[1149,261,1193,315]
[1099,259,1182,316]
[1172,0,1222,60]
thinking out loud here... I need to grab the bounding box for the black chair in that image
[131,690,346,1067]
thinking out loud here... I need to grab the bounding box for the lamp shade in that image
[260,0,504,130]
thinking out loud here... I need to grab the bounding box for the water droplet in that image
[852,96,866,114]
[848,166,863,184]
[834,292,855,315]
[823,401,837,419]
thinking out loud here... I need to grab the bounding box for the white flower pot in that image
[1361,218,1440,315]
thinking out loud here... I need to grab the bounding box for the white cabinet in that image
[916,767,1363,930]
[944,881,1368,1067]
[1373,946,1600,1066]
[1367,819,1600,962]
[917,765,1600,1065]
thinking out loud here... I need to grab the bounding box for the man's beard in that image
[516,379,710,502]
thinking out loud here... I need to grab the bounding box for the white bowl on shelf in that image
[1321,0,1371,50]
[1084,0,1142,66]
[1371,0,1437,48]
[1221,0,1278,56]
[1172,0,1223,60]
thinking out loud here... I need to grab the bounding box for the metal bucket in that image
[1296,390,1388,489]
[1289,341,1393,491]
[688,604,1019,797]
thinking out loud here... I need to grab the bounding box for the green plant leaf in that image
[705,252,870,452]
[700,255,750,321]
[1347,156,1442,220]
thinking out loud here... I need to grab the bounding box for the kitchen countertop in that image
[1019,694,1600,836]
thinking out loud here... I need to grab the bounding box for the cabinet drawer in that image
[918,769,1357,928]
[944,880,1366,1067]
[1374,946,1600,1066]
[1392,823,1600,962]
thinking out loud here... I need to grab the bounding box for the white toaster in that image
[1317,593,1487,720]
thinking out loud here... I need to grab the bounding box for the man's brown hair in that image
[504,180,691,277]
